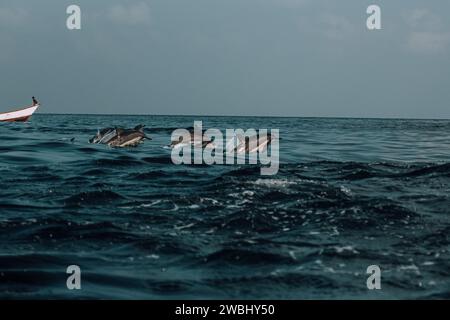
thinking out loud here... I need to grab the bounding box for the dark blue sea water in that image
[1,114,450,299]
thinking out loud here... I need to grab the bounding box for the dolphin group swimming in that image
[89,124,150,147]
[169,126,275,154]
[89,124,276,152]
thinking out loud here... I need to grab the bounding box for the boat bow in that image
[0,104,40,122]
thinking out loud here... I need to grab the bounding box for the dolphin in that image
[89,124,150,147]
[232,132,275,154]
[170,127,211,149]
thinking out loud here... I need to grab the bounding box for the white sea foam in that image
[252,178,296,188]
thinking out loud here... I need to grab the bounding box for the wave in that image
[2,113,450,299]
[64,190,125,207]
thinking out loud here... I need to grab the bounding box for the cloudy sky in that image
[0,0,449,118]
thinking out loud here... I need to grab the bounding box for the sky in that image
[0,0,449,118]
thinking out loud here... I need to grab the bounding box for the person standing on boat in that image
[32,96,39,106]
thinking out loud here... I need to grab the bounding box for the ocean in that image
[0,114,449,299]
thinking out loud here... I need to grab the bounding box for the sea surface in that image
[0,114,449,299]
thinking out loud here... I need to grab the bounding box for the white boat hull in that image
[0,105,39,122]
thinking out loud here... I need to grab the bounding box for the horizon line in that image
[34,112,450,121]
